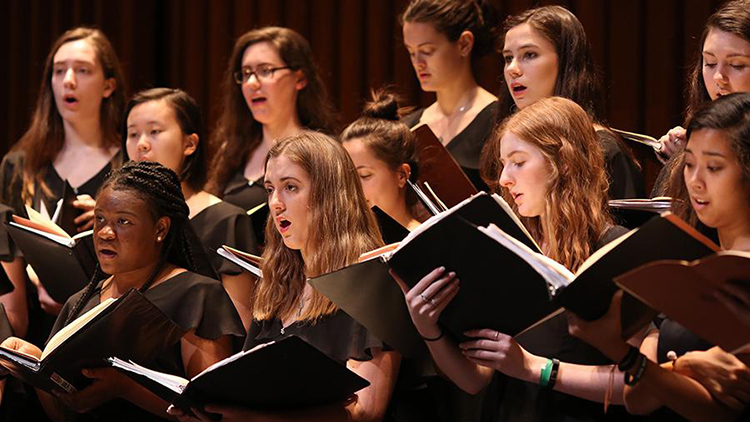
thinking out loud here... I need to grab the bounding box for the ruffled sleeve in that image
[146,271,246,341]
[0,152,26,261]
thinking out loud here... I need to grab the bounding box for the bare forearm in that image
[553,362,624,405]
[1,258,29,337]
[426,337,493,394]
[630,361,739,422]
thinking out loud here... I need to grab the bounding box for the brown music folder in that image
[412,125,477,208]
[615,251,750,354]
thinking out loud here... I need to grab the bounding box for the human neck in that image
[717,218,750,251]
[387,196,420,232]
[435,72,478,116]
[262,115,303,144]
[63,116,105,149]
[110,261,164,296]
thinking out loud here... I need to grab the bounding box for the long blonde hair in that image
[481,97,612,271]
[254,131,383,321]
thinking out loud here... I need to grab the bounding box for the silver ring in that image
[429,298,436,306]
[420,293,429,303]
[494,331,500,341]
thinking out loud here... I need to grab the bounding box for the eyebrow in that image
[684,148,727,158]
[53,59,95,66]
[500,150,527,164]
[355,165,372,170]
[502,43,539,54]
[265,176,302,184]
[95,209,139,217]
[241,62,275,69]
[703,51,750,59]
[126,121,163,129]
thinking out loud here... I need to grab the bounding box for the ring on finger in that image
[494,331,500,341]
[420,293,429,303]
[429,298,436,306]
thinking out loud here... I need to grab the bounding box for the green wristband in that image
[539,358,553,387]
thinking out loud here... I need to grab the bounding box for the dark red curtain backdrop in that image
[0,0,726,190]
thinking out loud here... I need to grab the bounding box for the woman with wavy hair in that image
[170,131,400,422]
[498,5,644,199]
[207,27,337,227]
[0,26,126,349]
[397,97,638,422]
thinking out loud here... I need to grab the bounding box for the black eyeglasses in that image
[233,65,293,84]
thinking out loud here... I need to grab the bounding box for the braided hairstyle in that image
[64,160,215,324]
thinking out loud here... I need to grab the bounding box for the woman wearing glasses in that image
[207,27,337,224]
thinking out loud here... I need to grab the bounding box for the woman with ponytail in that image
[341,89,423,231]
[1,161,244,421]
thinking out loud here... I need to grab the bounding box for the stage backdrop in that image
[0,0,725,190]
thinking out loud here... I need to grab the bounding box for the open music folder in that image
[6,207,96,303]
[109,336,370,415]
[0,289,184,393]
[615,251,750,354]
[310,193,719,356]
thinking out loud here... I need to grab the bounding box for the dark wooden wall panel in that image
[0,0,724,188]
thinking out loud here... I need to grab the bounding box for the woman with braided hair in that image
[124,87,259,330]
[1,161,245,421]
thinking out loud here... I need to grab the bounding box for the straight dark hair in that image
[668,92,750,227]
[122,88,208,193]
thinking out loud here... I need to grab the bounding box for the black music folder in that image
[6,213,96,303]
[0,289,184,393]
[372,206,409,244]
[109,336,370,414]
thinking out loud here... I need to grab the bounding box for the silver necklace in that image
[280,297,305,335]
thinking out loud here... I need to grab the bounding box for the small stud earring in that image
[157,236,163,242]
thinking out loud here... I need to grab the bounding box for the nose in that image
[499,165,514,189]
[685,163,705,193]
[268,188,285,214]
[714,64,728,85]
[136,133,150,153]
[247,72,261,89]
[96,223,115,241]
[412,52,425,69]
[63,68,76,89]
[505,57,521,78]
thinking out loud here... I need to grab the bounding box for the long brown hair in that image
[481,97,612,271]
[497,6,605,124]
[685,0,750,123]
[254,131,383,321]
[13,27,126,204]
[208,27,337,195]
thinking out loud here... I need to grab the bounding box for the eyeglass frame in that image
[232,65,294,85]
